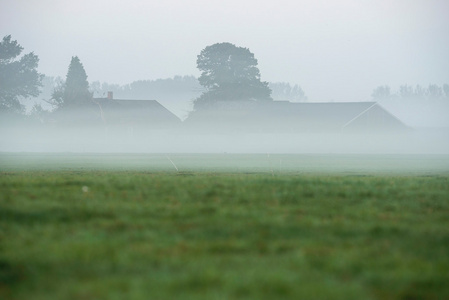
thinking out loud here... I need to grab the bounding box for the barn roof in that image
[186,101,407,132]
[93,98,181,127]
[279,101,376,122]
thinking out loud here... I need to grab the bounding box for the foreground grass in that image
[1,171,448,299]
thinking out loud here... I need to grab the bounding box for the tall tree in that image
[0,35,43,113]
[194,42,272,110]
[51,56,92,109]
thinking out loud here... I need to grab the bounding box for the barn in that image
[185,100,408,133]
[93,93,181,133]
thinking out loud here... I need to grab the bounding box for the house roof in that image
[93,98,181,126]
[250,101,377,123]
[186,101,407,132]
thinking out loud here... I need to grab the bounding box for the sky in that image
[1,0,449,102]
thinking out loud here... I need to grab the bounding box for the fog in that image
[1,116,448,155]
[2,0,449,157]
[2,0,449,102]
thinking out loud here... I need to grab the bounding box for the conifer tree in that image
[51,56,92,109]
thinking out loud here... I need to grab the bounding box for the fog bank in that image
[1,126,448,155]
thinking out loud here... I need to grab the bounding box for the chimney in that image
[107,91,113,99]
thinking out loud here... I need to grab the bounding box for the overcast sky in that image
[1,0,448,102]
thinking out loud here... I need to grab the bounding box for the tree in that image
[49,57,103,126]
[194,42,272,110]
[372,84,449,102]
[427,84,443,99]
[371,85,391,100]
[29,103,50,124]
[0,35,43,114]
[399,85,414,98]
[269,82,307,102]
[51,56,92,110]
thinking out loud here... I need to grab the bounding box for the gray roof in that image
[187,101,407,132]
[94,98,181,126]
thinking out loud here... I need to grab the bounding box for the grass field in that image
[1,153,449,299]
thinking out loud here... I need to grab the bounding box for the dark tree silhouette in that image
[51,56,92,110]
[0,35,43,114]
[194,42,272,110]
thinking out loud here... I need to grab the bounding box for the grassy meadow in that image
[1,153,449,299]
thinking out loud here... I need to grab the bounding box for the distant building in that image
[93,92,181,134]
[185,101,408,133]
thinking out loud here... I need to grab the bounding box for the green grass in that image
[1,154,449,299]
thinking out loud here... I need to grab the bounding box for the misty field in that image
[1,153,449,299]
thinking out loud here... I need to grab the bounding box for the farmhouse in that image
[93,92,181,133]
[186,101,407,133]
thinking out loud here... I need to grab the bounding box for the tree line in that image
[371,84,449,101]
[1,36,309,123]
[1,34,446,126]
